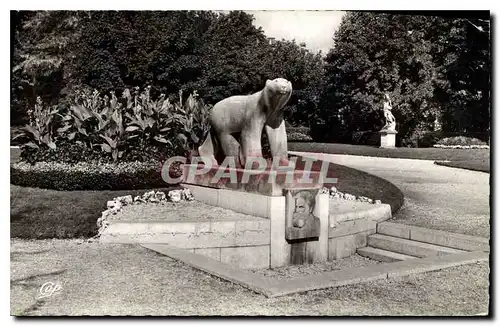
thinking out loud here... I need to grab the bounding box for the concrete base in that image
[326,198,392,260]
[100,181,395,269]
[141,243,489,298]
[377,222,490,252]
[379,130,397,148]
[101,216,272,269]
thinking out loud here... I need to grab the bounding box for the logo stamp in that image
[38,282,62,299]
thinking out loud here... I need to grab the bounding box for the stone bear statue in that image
[198,78,293,168]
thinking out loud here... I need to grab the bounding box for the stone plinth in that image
[181,164,324,196]
[379,129,397,148]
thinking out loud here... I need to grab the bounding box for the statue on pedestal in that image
[381,93,396,132]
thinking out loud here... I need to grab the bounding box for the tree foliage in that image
[317,12,490,145]
[12,10,324,128]
[11,10,84,124]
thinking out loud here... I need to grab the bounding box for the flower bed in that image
[11,161,182,191]
[433,144,489,149]
[287,131,313,142]
[433,136,489,149]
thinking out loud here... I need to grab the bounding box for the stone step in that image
[377,222,489,252]
[357,246,418,262]
[367,234,466,258]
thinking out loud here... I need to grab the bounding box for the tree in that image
[265,39,325,126]
[72,11,218,97]
[439,18,490,133]
[11,10,330,130]
[318,12,490,145]
[191,11,272,103]
[11,10,83,125]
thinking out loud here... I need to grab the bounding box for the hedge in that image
[11,161,182,191]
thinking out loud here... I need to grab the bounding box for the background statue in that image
[382,93,396,132]
[198,78,293,168]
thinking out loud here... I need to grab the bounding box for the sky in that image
[249,10,345,54]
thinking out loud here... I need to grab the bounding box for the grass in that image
[289,142,490,162]
[10,239,490,316]
[10,185,180,239]
[435,160,490,173]
[293,155,404,214]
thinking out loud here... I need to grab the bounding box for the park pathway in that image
[293,152,491,238]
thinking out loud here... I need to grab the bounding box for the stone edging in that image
[95,189,195,239]
[377,222,489,252]
[322,186,382,204]
[141,244,488,298]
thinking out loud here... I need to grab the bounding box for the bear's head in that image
[262,78,293,127]
[265,78,293,95]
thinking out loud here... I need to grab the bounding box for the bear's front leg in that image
[265,120,291,167]
[240,125,264,169]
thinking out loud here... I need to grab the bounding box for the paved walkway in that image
[293,152,490,238]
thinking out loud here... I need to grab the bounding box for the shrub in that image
[11,161,183,191]
[20,138,176,164]
[437,136,487,146]
[10,126,25,146]
[310,121,351,143]
[415,131,442,148]
[287,127,313,142]
[287,131,313,142]
[16,87,212,164]
[403,131,490,148]
[18,97,60,150]
[351,131,380,146]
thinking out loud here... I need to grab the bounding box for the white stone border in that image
[94,189,195,240]
[322,186,382,204]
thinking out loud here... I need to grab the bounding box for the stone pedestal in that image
[181,161,329,268]
[181,164,323,196]
[379,130,397,148]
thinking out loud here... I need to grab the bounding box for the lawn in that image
[434,160,490,173]
[289,142,490,162]
[10,185,180,239]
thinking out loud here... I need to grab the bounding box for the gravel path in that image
[11,239,489,316]
[294,152,490,238]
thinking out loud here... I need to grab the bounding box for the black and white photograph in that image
[8,6,491,317]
